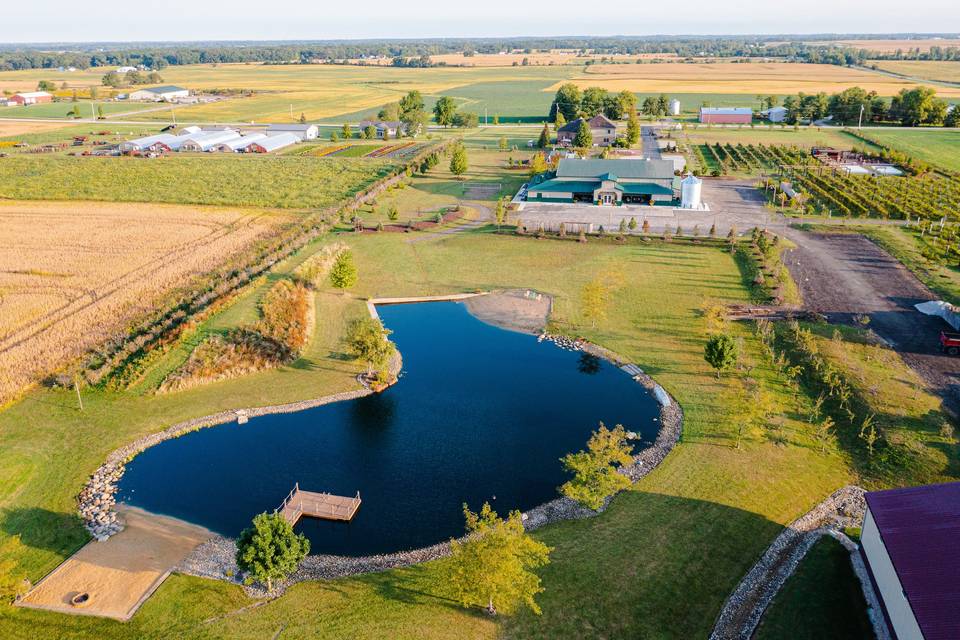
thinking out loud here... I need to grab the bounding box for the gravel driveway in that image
[782,229,960,414]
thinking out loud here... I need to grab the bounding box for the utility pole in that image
[74,376,84,411]
[858,103,864,129]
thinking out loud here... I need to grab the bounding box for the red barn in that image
[9,91,53,106]
[699,107,753,124]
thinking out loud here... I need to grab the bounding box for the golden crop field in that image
[829,38,960,53]
[0,200,296,405]
[871,60,960,83]
[556,61,960,97]
[0,120,74,137]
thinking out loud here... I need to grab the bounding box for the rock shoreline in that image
[175,341,683,597]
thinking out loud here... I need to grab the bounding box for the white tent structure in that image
[915,301,960,330]
[212,133,267,152]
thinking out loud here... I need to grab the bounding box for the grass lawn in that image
[678,125,864,149]
[860,128,960,173]
[0,101,156,120]
[755,536,874,640]
[0,155,395,208]
[0,228,954,637]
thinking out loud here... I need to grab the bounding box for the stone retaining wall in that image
[708,485,874,640]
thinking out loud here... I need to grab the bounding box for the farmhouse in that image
[266,123,319,140]
[526,158,677,205]
[129,86,190,102]
[860,482,960,640]
[9,91,53,106]
[358,120,406,139]
[699,107,753,124]
[556,115,618,147]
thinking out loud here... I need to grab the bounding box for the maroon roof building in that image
[861,482,960,640]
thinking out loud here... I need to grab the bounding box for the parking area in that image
[516,178,771,235]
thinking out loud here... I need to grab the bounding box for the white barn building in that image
[129,86,190,102]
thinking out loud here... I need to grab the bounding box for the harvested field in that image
[830,38,960,53]
[870,60,960,84]
[0,121,75,137]
[0,200,297,405]
[554,62,960,97]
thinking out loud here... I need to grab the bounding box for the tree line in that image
[771,85,955,127]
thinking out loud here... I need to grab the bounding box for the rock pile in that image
[77,463,125,541]
[538,333,583,351]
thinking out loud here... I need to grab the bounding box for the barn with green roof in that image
[527,158,679,206]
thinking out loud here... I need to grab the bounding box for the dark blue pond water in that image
[118,301,661,556]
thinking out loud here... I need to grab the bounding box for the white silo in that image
[669,99,681,116]
[680,174,702,209]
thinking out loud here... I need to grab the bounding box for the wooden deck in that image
[276,483,361,526]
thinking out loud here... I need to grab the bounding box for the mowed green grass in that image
[0,155,394,208]
[0,229,858,639]
[0,101,156,119]
[679,125,863,149]
[863,128,960,172]
[755,536,874,639]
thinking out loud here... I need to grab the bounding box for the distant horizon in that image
[2,32,960,48]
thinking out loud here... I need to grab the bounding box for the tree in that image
[329,251,358,290]
[329,130,339,142]
[96,104,104,119]
[656,94,669,116]
[451,111,479,128]
[494,196,508,231]
[498,136,508,151]
[537,124,550,149]
[298,112,307,124]
[341,122,352,139]
[528,151,548,177]
[580,86,609,117]
[616,90,638,119]
[554,111,566,130]
[552,83,582,122]
[363,124,376,140]
[37,80,56,92]
[580,278,609,328]
[626,111,640,146]
[559,422,634,509]
[449,142,468,177]
[399,90,426,136]
[433,95,458,127]
[704,334,738,378]
[235,512,309,593]
[448,503,551,616]
[346,317,395,374]
[573,119,592,149]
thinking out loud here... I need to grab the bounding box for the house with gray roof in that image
[556,115,618,147]
[526,158,678,206]
[266,123,319,140]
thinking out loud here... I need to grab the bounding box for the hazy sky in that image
[4,1,960,43]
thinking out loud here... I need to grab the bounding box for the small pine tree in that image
[537,124,550,149]
[558,222,567,238]
[598,225,605,236]
[376,221,384,232]
[578,228,587,243]
[628,217,637,231]
[704,333,738,378]
[299,112,307,124]
[619,218,628,233]
[554,111,566,129]
[341,122,352,139]
[329,251,358,290]
[709,223,717,238]
[449,143,468,177]
[330,130,339,142]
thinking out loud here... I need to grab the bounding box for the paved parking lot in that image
[516,178,772,235]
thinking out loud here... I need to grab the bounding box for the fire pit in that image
[70,592,91,607]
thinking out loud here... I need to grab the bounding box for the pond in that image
[118,300,662,557]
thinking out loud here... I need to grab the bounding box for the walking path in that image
[405,201,492,243]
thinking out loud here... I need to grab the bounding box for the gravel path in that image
[406,201,491,243]
[782,229,960,415]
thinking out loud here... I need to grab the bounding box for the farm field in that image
[0,101,157,119]
[856,128,960,172]
[870,60,960,83]
[0,200,298,406]
[348,51,680,67]
[0,155,395,208]
[1,222,955,638]
[828,38,960,53]
[677,125,861,149]
[0,120,75,138]
[560,61,960,98]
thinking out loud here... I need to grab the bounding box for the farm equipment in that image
[72,136,88,145]
[940,331,960,356]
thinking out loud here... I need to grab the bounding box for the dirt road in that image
[783,229,960,414]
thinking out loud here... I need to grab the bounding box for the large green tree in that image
[890,86,947,126]
[626,110,640,146]
[398,90,426,136]
[552,83,582,122]
[235,512,310,593]
[447,502,552,615]
[559,422,634,509]
[580,86,609,117]
[433,95,458,127]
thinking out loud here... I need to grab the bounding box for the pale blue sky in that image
[4,0,959,44]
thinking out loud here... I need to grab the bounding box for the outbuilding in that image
[9,91,53,106]
[763,106,788,123]
[179,130,243,152]
[212,133,267,152]
[699,107,753,124]
[128,86,190,102]
[265,123,319,140]
[245,133,300,153]
[358,120,406,139]
[861,482,960,640]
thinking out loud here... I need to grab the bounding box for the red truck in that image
[940,330,960,355]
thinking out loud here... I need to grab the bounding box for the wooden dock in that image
[276,483,361,526]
